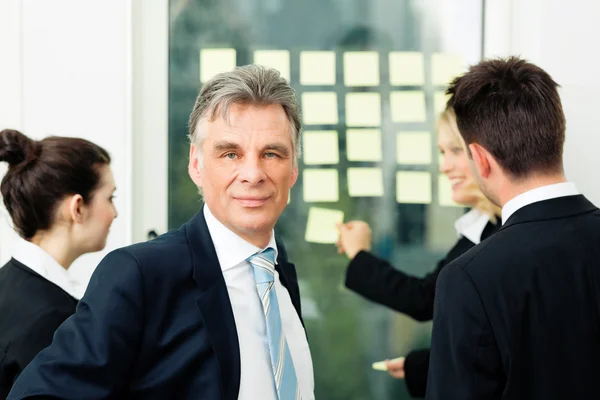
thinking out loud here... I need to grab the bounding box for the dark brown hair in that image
[447,56,566,177]
[0,129,111,239]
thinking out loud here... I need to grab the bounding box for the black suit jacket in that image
[345,220,498,397]
[427,195,600,399]
[0,260,77,398]
[8,211,303,400]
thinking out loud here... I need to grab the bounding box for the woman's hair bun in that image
[0,129,38,167]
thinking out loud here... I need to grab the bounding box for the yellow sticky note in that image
[303,169,339,202]
[303,131,339,165]
[346,129,382,162]
[254,50,290,81]
[343,51,380,86]
[300,51,336,85]
[397,132,432,165]
[389,52,425,86]
[200,48,236,83]
[347,168,384,197]
[305,207,344,244]
[372,357,405,372]
[434,91,450,116]
[431,53,465,86]
[345,93,381,127]
[302,92,339,125]
[396,171,432,204]
[390,91,426,122]
[438,174,461,207]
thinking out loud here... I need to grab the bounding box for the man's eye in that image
[265,152,279,158]
[224,153,238,159]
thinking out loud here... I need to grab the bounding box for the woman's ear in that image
[66,194,85,224]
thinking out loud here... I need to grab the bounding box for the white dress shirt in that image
[502,182,579,224]
[454,209,492,245]
[203,206,314,400]
[11,237,84,300]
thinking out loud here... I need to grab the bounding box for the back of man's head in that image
[447,56,566,178]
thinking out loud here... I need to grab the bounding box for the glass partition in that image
[168,1,483,398]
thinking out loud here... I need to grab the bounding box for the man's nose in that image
[239,154,266,184]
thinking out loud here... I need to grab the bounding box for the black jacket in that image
[0,259,77,397]
[428,195,600,399]
[345,218,498,397]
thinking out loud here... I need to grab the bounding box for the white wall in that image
[485,0,600,205]
[0,0,168,285]
[0,0,23,266]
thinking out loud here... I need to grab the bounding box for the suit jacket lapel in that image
[184,210,240,400]
[275,237,305,328]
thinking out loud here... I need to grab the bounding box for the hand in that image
[386,357,406,379]
[336,220,372,259]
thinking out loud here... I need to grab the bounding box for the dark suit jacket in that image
[427,195,600,399]
[0,259,77,398]
[8,211,303,400]
[345,221,498,398]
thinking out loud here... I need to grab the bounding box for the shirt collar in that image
[502,182,579,224]
[203,205,278,271]
[454,209,491,245]
[11,237,83,300]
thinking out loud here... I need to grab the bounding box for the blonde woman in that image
[337,108,501,398]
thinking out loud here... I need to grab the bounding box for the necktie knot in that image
[248,248,276,284]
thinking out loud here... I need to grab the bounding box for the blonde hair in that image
[439,108,502,223]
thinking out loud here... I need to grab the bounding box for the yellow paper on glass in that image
[438,174,461,207]
[302,92,339,125]
[434,91,450,116]
[200,48,236,83]
[390,91,426,122]
[343,51,380,86]
[303,131,339,165]
[347,168,384,197]
[396,171,432,204]
[254,50,290,81]
[300,51,336,85]
[303,169,339,202]
[305,207,344,244]
[345,93,381,127]
[397,132,432,165]
[431,53,465,86]
[389,52,425,86]
[346,129,382,162]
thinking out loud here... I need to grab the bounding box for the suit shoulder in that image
[101,228,191,276]
[121,228,188,257]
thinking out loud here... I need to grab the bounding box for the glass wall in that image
[168,1,483,398]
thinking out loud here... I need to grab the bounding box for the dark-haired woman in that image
[0,129,117,396]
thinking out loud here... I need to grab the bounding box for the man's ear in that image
[188,144,203,188]
[66,194,85,224]
[289,163,298,188]
[469,143,492,179]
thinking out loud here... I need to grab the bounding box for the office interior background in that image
[0,0,598,398]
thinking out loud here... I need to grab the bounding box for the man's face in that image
[189,103,298,246]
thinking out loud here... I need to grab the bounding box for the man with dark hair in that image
[426,57,600,399]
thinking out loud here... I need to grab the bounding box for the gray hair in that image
[188,64,302,167]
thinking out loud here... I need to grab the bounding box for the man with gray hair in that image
[9,65,314,400]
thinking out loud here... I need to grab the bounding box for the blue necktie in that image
[248,248,301,399]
